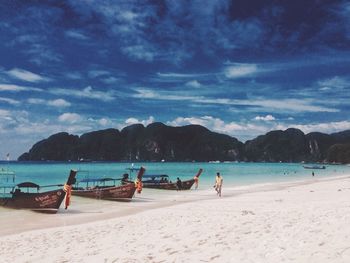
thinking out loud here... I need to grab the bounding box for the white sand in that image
[1,176,350,263]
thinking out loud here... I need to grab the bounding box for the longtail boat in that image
[140,168,203,190]
[303,165,326,169]
[0,170,77,213]
[72,167,145,200]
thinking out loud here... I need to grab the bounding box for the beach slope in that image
[1,177,350,263]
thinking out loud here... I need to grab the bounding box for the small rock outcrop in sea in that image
[18,123,350,163]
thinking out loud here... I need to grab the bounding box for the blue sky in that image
[0,0,350,159]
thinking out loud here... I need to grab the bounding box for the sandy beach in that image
[1,175,350,263]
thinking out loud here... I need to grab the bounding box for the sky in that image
[0,0,350,159]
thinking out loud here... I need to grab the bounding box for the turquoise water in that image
[1,161,349,189]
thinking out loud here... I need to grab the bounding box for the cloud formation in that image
[225,63,258,78]
[5,68,49,83]
[0,84,42,92]
[254,115,276,121]
[28,98,71,108]
[50,86,115,102]
[125,116,155,126]
[58,113,82,124]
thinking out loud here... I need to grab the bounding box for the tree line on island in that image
[18,122,350,164]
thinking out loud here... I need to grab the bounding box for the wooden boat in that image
[72,167,145,200]
[0,170,77,213]
[141,168,203,190]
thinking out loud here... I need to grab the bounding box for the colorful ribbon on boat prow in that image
[193,168,203,189]
[134,179,143,194]
[63,184,72,209]
[134,166,145,194]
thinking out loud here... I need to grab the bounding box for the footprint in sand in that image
[241,210,255,216]
[210,255,220,260]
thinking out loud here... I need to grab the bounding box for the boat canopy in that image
[79,178,118,183]
[143,174,169,179]
[17,182,40,188]
[126,167,141,172]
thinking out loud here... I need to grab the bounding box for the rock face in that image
[326,143,350,164]
[18,123,244,162]
[244,128,350,163]
[17,123,350,163]
[244,128,309,162]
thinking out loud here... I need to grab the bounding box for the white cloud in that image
[121,45,154,62]
[65,72,83,80]
[26,44,62,66]
[50,86,115,102]
[98,118,110,126]
[28,98,71,108]
[65,30,89,40]
[88,70,111,78]
[157,72,209,79]
[58,113,82,123]
[0,97,20,105]
[167,116,270,140]
[133,88,338,113]
[102,76,120,84]
[125,116,155,126]
[186,80,201,88]
[293,121,350,135]
[254,114,276,121]
[0,84,42,92]
[27,98,45,104]
[119,10,139,22]
[224,63,258,78]
[48,99,71,108]
[0,109,10,117]
[6,68,49,82]
[318,76,349,90]
[247,99,338,113]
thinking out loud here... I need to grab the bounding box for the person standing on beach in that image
[214,172,223,197]
[176,177,182,191]
[312,171,315,177]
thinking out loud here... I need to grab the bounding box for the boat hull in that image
[0,189,66,213]
[143,179,195,190]
[72,183,136,200]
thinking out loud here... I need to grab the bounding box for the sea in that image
[1,161,349,189]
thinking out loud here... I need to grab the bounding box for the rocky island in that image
[18,123,350,163]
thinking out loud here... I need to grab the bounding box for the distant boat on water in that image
[303,165,326,169]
